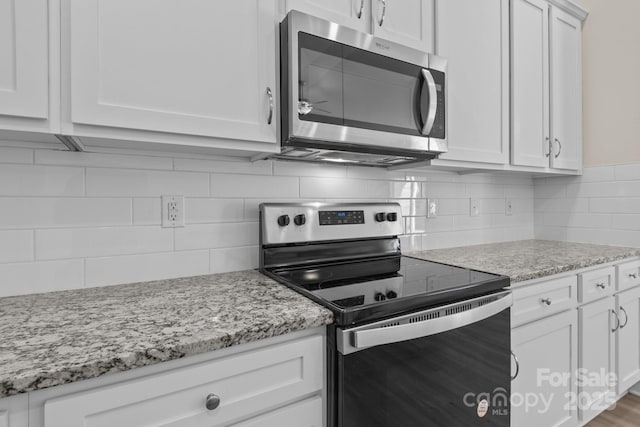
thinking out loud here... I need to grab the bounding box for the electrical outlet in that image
[427,198,437,218]
[505,199,513,216]
[469,198,480,217]
[162,195,184,228]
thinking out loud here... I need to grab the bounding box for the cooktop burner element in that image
[259,202,509,325]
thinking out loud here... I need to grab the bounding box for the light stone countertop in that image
[0,270,333,398]
[409,240,640,284]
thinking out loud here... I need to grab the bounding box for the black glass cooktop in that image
[267,255,510,326]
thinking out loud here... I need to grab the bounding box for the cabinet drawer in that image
[579,266,615,304]
[231,396,321,427]
[512,275,578,327]
[44,335,323,427]
[617,259,640,292]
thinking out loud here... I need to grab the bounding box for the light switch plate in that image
[470,198,480,217]
[427,198,437,218]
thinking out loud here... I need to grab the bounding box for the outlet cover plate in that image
[162,195,184,228]
[427,198,437,218]
[505,199,513,216]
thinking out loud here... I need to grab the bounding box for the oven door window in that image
[298,32,423,135]
[336,308,511,427]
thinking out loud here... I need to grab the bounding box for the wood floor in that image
[586,393,640,427]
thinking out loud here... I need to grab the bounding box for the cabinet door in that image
[510,0,550,168]
[371,0,434,52]
[69,0,277,144]
[511,310,578,427]
[0,0,48,119]
[435,0,509,164]
[578,297,616,424]
[617,287,640,394]
[549,6,582,171]
[0,394,28,427]
[286,0,369,33]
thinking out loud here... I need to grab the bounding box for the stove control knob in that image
[375,212,386,222]
[277,215,290,227]
[294,214,306,226]
[386,290,398,299]
[374,292,387,302]
[386,212,398,222]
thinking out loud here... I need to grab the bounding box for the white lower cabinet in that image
[616,286,640,395]
[577,296,616,424]
[44,335,323,427]
[511,310,578,427]
[0,394,28,427]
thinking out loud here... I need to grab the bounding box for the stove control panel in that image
[261,203,404,245]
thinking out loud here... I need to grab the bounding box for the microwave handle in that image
[420,69,438,136]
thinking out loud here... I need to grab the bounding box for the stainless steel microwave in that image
[275,10,447,167]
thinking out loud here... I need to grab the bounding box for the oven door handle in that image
[339,291,512,355]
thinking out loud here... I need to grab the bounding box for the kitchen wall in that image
[0,144,534,297]
[533,0,640,246]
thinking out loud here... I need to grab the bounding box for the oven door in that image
[281,11,447,155]
[332,291,512,427]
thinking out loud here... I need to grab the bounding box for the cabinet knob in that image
[205,393,221,411]
[629,273,638,279]
[596,282,606,290]
[612,310,621,333]
[541,298,552,306]
[620,306,629,329]
[266,87,274,125]
[545,137,551,157]
[511,351,520,381]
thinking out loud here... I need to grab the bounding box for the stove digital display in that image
[319,210,365,225]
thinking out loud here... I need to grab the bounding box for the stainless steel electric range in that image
[259,202,513,427]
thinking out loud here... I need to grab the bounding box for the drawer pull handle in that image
[205,393,221,411]
[620,306,629,329]
[612,310,621,333]
[541,298,552,306]
[630,273,638,279]
[511,351,520,381]
[596,282,606,289]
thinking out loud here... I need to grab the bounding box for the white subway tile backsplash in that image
[542,213,611,229]
[185,198,245,224]
[175,222,258,250]
[36,227,173,260]
[614,163,640,181]
[133,198,161,225]
[35,151,173,170]
[0,146,545,296]
[611,214,640,231]
[210,246,258,274]
[274,161,346,178]
[566,181,640,198]
[300,177,390,199]
[0,198,133,229]
[0,165,84,196]
[0,231,33,263]
[174,158,273,175]
[86,168,209,197]
[85,250,210,287]
[533,183,566,199]
[589,198,640,214]
[535,197,589,213]
[0,260,84,297]
[211,174,299,198]
[0,147,33,164]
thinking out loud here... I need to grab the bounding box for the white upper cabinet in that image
[511,0,550,168]
[286,0,434,52]
[0,0,48,119]
[285,0,370,33]
[66,0,278,150]
[549,6,582,171]
[511,0,583,171]
[370,0,434,52]
[435,0,509,164]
